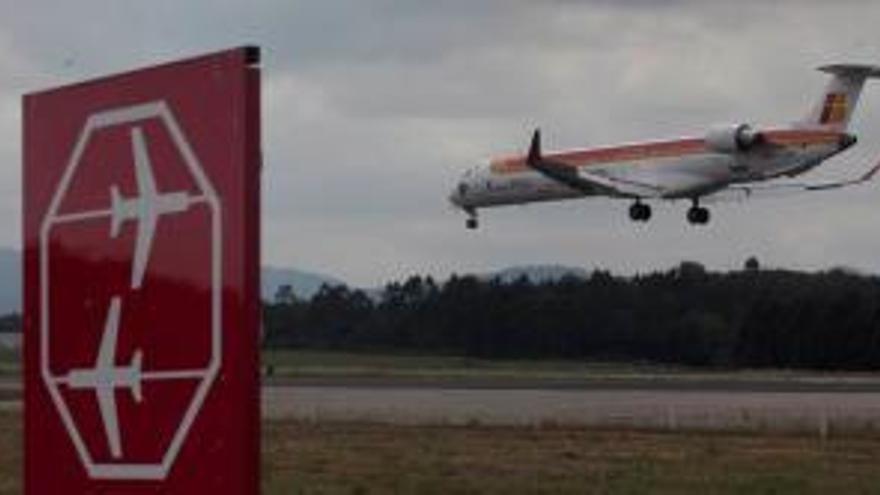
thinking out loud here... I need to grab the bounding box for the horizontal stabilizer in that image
[818,64,880,78]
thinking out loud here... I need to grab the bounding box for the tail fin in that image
[796,64,880,130]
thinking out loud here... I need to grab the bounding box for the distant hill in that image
[0,249,346,314]
[0,247,589,313]
[261,266,346,301]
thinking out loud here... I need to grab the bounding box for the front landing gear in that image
[465,208,479,230]
[629,201,652,222]
[686,199,710,225]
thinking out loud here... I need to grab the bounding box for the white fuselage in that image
[451,129,850,210]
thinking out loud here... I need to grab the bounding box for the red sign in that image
[23,47,261,493]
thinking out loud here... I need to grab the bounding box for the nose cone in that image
[448,185,463,208]
[839,133,858,151]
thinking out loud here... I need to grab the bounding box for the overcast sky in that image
[3,1,880,286]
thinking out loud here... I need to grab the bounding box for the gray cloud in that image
[2,1,880,285]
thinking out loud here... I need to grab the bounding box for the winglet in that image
[527,128,542,167]
[860,159,880,182]
[805,156,880,191]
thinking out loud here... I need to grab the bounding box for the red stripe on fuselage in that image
[762,129,843,146]
[490,129,844,175]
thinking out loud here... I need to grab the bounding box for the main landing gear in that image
[629,199,710,225]
[686,199,710,225]
[629,201,652,222]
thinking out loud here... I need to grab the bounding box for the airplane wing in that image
[577,169,667,198]
[96,297,123,458]
[525,130,665,198]
[97,297,122,368]
[704,159,880,204]
[131,128,158,198]
[130,128,159,289]
[130,210,157,290]
[96,383,123,458]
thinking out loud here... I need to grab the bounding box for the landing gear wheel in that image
[687,206,710,225]
[464,207,479,230]
[629,202,652,222]
[697,207,709,224]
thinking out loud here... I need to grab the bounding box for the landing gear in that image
[629,201,652,222]
[686,200,710,225]
[465,208,479,230]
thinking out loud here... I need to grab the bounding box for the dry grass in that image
[262,420,880,494]
[4,413,880,494]
[0,411,21,494]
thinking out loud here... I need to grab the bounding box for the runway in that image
[5,377,880,431]
[264,378,880,431]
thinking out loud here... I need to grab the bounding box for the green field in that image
[263,349,678,372]
[0,348,18,376]
[4,411,880,494]
[262,349,878,385]
[3,348,878,384]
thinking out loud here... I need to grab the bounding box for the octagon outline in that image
[38,101,223,480]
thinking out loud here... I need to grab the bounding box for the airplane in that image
[110,127,191,289]
[64,297,143,459]
[449,64,880,229]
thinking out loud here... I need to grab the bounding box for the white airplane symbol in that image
[110,127,191,289]
[65,297,143,459]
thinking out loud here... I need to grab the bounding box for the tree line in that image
[264,261,880,370]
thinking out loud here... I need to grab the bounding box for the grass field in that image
[3,411,880,494]
[264,349,696,375]
[3,348,878,384]
[0,348,18,376]
[0,411,20,495]
[263,349,880,385]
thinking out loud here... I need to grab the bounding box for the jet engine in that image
[704,124,764,153]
